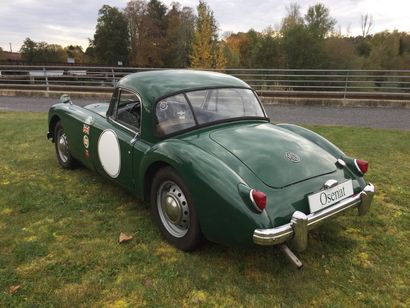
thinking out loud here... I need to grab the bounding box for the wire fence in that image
[1,65,410,100]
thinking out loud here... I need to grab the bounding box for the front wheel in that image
[54,121,77,169]
[151,167,202,251]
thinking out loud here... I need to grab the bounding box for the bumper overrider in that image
[253,183,375,251]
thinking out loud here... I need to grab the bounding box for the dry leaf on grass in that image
[9,285,21,294]
[119,232,133,243]
[143,277,152,288]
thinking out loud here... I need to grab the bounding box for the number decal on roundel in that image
[98,129,121,178]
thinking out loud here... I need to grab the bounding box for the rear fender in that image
[139,139,272,246]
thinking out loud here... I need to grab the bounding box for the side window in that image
[155,94,195,136]
[107,88,119,117]
[114,89,141,131]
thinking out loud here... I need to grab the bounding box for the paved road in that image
[265,105,410,130]
[0,96,102,112]
[0,96,409,130]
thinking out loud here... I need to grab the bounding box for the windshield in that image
[155,88,265,137]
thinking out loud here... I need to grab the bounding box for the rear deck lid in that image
[209,123,337,188]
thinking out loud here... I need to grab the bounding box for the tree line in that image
[17,1,410,70]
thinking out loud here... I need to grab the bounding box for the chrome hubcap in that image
[157,181,190,238]
[57,131,69,163]
[164,194,182,224]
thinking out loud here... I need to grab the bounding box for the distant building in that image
[0,51,22,64]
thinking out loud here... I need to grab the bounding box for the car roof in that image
[116,69,251,107]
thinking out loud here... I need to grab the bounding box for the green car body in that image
[47,70,375,251]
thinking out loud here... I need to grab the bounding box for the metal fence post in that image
[111,68,116,87]
[43,66,49,92]
[343,71,349,99]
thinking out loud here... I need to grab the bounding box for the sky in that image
[1,0,410,52]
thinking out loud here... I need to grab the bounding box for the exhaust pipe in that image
[279,244,303,269]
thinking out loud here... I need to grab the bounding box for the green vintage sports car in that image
[47,70,375,265]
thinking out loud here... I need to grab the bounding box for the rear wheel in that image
[54,121,77,169]
[151,167,202,251]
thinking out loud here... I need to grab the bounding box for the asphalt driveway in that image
[0,96,409,130]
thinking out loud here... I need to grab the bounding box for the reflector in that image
[250,189,267,211]
[355,159,368,174]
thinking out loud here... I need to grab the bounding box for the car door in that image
[93,88,143,192]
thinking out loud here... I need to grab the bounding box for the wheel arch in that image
[48,115,61,142]
[143,160,172,202]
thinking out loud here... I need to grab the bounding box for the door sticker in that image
[83,124,90,135]
[83,135,89,149]
[97,129,121,178]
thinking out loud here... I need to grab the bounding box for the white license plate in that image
[308,180,354,213]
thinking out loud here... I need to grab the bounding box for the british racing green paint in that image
[48,69,368,247]
[117,69,249,107]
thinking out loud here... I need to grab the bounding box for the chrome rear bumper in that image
[253,183,375,251]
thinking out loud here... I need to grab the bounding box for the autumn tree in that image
[91,5,129,65]
[281,2,304,33]
[164,4,195,67]
[190,0,226,69]
[20,38,66,64]
[324,37,361,69]
[223,31,258,68]
[366,31,403,69]
[44,44,67,63]
[64,45,85,64]
[223,32,241,67]
[141,0,168,66]
[251,28,282,68]
[281,3,336,68]
[281,3,316,68]
[20,38,37,64]
[305,3,336,39]
[125,0,147,65]
[238,30,259,68]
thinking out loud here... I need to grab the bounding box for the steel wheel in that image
[151,167,202,251]
[53,121,77,169]
[157,180,190,238]
[57,130,69,163]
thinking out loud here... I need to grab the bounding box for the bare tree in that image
[361,14,374,37]
[125,0,148,65]
[281,2,304,32]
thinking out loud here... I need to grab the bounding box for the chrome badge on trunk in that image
[285,152,301,163]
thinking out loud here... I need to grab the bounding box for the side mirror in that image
[60,94,72,104]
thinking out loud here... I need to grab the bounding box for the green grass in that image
[0,112,409,307]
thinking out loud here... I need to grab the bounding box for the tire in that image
[151,167,203,251]
[54,121,77,169]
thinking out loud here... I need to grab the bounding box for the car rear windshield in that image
[155,88,265,137]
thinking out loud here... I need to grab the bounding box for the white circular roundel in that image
[98,129,121,178]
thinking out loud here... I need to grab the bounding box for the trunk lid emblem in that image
[285,152,301,163]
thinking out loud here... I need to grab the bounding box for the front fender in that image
[139,139,272,246]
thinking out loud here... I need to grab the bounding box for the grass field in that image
[0,112,409,307]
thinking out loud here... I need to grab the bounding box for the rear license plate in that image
[308,180,354,213]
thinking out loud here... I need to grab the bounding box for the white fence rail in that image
[1,65,410,99]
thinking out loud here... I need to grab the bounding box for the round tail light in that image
[355,159,368,174]
[250,189,267,212]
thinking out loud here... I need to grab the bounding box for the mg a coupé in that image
[47,70,375,266]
